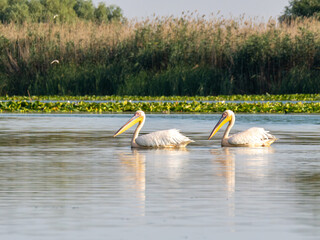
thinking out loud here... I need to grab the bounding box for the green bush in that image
[0,0,124,23]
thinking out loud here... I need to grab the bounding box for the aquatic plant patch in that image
[0,100,319,113]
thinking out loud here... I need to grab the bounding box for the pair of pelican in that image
[113,110,277,148]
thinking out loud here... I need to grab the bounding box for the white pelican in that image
[208,110,277,147]
[113,110,194,148]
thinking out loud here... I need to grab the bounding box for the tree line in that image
[0,0,124,24]
[279,0,320,22]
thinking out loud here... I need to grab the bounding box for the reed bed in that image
[1,15,320,95]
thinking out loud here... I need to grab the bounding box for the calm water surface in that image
[0,113,319,240]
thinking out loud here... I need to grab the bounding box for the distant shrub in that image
[0,0,124,23]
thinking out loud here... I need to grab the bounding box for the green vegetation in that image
[1,94,320,101]
[0,0,124,24]
[0,99,320,113]
[279,0,320,22]
[1,15,320,96]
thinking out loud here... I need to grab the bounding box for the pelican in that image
[113,110,194,148]
[208,110,277,147]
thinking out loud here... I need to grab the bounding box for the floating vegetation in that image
[0,100,319,113]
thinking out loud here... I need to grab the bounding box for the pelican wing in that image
[135,129,193,148]
[228,127,276,146]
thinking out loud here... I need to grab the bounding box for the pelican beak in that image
[208,113,231,140]
[113,113,143,137]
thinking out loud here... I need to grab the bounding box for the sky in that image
[93,0,290,20]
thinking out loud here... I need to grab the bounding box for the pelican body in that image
[113,110,194,148]
[208,110,277,147]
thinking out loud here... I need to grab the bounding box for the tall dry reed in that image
[0,15,320,95]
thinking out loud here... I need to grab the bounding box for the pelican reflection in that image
[117,148,190,216]
[117,150,146,216]
[234,147,275,178]
[211,147,275,220]
[213,147,275,180]
[211,148,235,199]
[149,148,190,180]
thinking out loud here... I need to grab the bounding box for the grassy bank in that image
[1,16,320,95]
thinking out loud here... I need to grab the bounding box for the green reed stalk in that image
[0,16,320,96]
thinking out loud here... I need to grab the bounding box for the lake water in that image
[0,113,319,240]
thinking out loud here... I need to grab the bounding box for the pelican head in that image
[113,110,145,137]
[208,110,235,140]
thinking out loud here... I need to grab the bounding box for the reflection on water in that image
[0,114,319,239]
[116,148,191,218]
[210,147,276,221]
[118,150,146,216]
[211,148,235,199]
